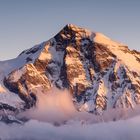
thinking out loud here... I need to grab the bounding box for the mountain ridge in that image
[0,24,140,122]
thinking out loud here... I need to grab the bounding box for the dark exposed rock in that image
[0,103,18,112]
[26,57,33,62]
[26,47,41,55]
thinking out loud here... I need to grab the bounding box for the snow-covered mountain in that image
[1,24,140,121]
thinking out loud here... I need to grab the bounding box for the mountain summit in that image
[0,24,140,121]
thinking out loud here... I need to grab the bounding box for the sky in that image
[0,0,140,60]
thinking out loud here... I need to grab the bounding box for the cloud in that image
[19,87,77,123]
[19,87,140,124]
[1,87,140,140]
[1,116,140,140]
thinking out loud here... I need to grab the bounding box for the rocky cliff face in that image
[1,24,140,116]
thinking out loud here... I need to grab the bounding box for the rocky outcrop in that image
[4,64,51,108]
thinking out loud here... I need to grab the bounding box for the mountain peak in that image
[60,24,93,37]
[2,24,140,120]
[58,24,124,48]
[65,23,85,30]
[66,23,80,29]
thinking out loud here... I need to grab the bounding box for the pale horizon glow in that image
[0,0,140,60]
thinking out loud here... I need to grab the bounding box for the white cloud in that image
[19,87,77,123]
[0,116,140,140]
[1,87,140,140]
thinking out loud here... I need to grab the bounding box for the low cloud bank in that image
[0,116,140,140]
[1,87,140,140]
[19,87,140,124]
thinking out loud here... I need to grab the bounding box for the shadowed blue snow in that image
[0,0,140,60]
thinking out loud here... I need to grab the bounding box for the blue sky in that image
[0,0,140,60]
